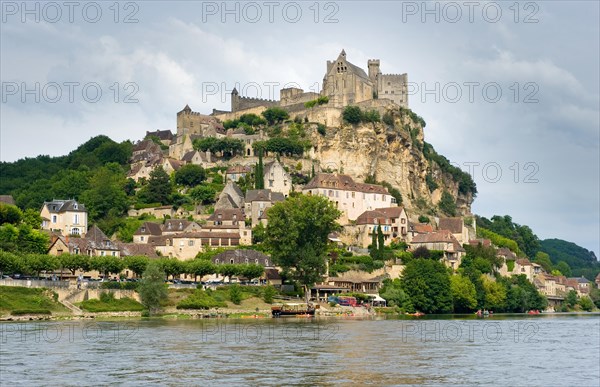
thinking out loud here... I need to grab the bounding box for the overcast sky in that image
[1,1,598,256]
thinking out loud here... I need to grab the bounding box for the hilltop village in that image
[1,50,598,315]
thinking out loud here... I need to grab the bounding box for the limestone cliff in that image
[307,106,475,217]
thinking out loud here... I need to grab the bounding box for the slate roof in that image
[146,129,174,141]
[133,222,163,236]
[211,249,270,266]
[43,200,86,213]
[245,189,285,202]
[119,243,160,257]
[208,208,244,222]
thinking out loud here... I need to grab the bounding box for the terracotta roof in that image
[516,258,532,266]
[304,173,389,194]
[163,158,183,171]
[438,217,463,234]
[172,231,241,239]
[226,165,251,174]
[411,230,465,252]
[410,223,434,234]
[496,247,516,260]
[469,238,491,247]
[356,210,389,225]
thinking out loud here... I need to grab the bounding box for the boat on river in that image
[271,303,317,317]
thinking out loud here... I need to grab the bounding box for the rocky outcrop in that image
[308,106,474,217]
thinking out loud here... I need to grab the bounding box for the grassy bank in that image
[0,286,70,316]
[78,292,144,312]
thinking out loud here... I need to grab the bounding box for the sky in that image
[1,1,598,256]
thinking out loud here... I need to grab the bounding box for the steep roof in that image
[134,222,163,236]
[146,129,174,141]
[409,223,434,234]
[208,208,244,222]
[86,225,109,243]
[304,173,389,194]
[43,200,86,213]
[163,219,199,232]
[411,230,465,252]
[119,243,160,258]
[245,189,285,203]
[356,210,388,225]
[438,217,463,234]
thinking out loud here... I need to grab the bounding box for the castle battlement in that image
[237,96,278,103]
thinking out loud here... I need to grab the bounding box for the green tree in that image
[481,276,506,311]
[565,290,578,308]
[377,226,385,258]
[555,261,572,277]
[22,209,42,229]
[229,284,242,304]
[534,251,553,273]
[218,264,240,283]
[240,264,264,280]
[59,254,90,276]
[254,150,264,189]
[577,296,594,311]
[263,285,277,304]
[0,204,23,225]
[0,250,20,275]
[124,256,150,278]
[138,262,168,315]
[189,185,217,205]
[265,194,341,301]
[80,164,129,220]
[450,274,477,312]
[138,166,172,205]
[438,191,457,216]
[186,259,216,282]
[90,256,124,279]
[379,278,411,309]
[401,258,452,313]
[261,107,289,125]
[174,164,206,187]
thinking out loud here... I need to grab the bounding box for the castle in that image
[169,50,408,159]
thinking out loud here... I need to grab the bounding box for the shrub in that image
[418,215,430,224]
[382,112,394,126]
[176,290,227,309]
[11,309,51,315]
[342,106,362,124]
[317,124,326,136]
[263,285,277,304]
[229,284,242,305]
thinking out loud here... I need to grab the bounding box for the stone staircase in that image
[58,289,86,316]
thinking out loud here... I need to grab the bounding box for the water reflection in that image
[1,315,598,386]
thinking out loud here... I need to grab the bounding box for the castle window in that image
[52,215,57,223]
[189,240,194,246]
[141,236,144,241]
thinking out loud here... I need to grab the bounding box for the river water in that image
[1,314,599,386]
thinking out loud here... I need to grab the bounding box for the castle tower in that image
[368,59,381,83]
[231,87,239,112]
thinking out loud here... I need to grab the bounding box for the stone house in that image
[214,181,245,210]
[302,173,397,222]
[226,165,252,182]
[145,130,174,146]
[354,207,408,248]
[211,249,271,267]
[40,199,88,236]
[132,222,163,244]
[406,222,434,243]
[162,219,202,235]
[181,150,212,167]
[149,231,241,259]
[410,230,465,270]
[67,225,120,257]
[438,217,469,245]
[244,189,285,227]
[263,159,292,197]
[162,158,184,175]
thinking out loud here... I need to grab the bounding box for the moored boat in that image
[272,303,317,317]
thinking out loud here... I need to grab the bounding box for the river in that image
[1,314,599,386]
